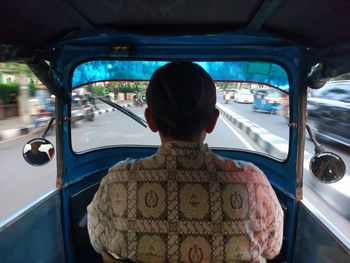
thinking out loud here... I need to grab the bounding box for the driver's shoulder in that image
[210,153,267,184]
[105,156,155,182]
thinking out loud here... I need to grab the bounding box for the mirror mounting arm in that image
[41,117,55,138]
[306,124,325,153]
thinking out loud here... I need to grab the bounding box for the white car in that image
[234,89,254,103]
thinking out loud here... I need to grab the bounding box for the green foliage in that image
[216,82,230,90]
[0,63,37,99]
[119,84,139,93]
[90,85,105,96]
[29,79,37,97]
[118,81,148,93]
[216,82,241,90]
[85,81,148,96]
[0,83,19,104]
[0,62,33,75]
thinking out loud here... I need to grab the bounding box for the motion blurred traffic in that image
[220,80,350,149]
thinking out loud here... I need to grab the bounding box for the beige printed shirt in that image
[87,142,283,263]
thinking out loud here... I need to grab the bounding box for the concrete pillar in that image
[17,73,31,125]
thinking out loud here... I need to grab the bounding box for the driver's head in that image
[30,141,41,152]
[146,62,217,140]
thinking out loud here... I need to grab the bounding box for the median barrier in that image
[217,103,288,159]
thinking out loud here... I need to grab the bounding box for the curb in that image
[0,126,35,142]
[94,108,116,116]
[217,103,288,159]
[0,103,132,142]
[93,103,132,116]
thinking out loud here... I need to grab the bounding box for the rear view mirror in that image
[309,152,346,183]
[306,124,346,183]
[22,138,55,166]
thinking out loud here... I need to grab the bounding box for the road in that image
[0,132,57,222]
[0,101,253,222]
[0,98,349,242]
[218,95,350,166]
[71,104,254,152]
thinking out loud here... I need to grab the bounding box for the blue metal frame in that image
[0,189,65,263]
[52,30,305,262]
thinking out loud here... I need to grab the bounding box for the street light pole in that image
[17,73,31,125]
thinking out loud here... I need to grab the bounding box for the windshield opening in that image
[71,60,290,160]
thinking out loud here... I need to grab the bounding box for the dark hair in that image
[146,62,216,140]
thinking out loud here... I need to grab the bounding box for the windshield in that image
[71,60,290,160]
[73,61,289,91]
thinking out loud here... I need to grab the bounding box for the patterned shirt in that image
[87,142,283,263]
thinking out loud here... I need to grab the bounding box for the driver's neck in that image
[159,131,206,144]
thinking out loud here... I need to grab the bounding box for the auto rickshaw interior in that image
[0,1,350,263]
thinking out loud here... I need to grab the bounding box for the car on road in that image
[222,89,237,100]
[307,81,350,147]
[227,88,238,99]
[233,89,254,103]
[252,88,283,113]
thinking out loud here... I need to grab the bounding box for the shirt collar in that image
[157,141,210,157]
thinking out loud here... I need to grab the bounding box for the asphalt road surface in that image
[0,98,349,243]
[0,132,57,222]
[0,102,255,222]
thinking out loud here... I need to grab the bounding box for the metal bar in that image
[55,0,95,30]
[26,55,71,104]
[41,117,56,138]
[247,0,283,30]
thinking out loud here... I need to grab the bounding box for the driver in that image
[88,62,283,263]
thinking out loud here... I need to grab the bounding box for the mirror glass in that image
[22,138,55,166]
[309,152,346,183]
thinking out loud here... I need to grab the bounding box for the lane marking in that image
[219,116,255,151]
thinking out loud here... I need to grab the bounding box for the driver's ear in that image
[145,108,158,133]
[205,108,219,133]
